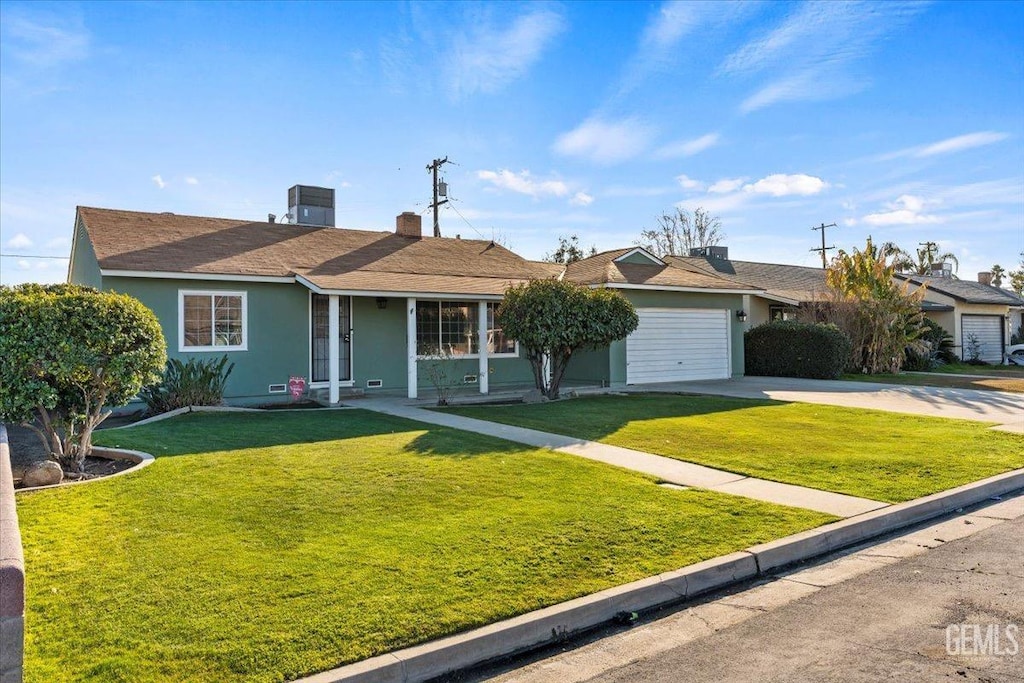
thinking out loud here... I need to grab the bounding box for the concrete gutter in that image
[293,467,1024,683]
[1,425,25,683]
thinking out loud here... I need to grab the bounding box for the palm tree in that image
[892,242,960,276]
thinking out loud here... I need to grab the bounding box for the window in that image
[179,291,247,351]
[487,302,516,355]
[415,301,518,357]
[769,305,798,322]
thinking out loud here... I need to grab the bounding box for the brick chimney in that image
[396,211,422,238]
[978,271,993,286]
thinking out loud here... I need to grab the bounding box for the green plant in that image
[140,355,235,414]
[421,349,460,406]
[963,333,987,365]
[904,321,957,370]
[0,283,166,472]
[744,321,852,379]
[498,279,638,399]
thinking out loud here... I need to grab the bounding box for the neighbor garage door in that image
[961,315,1004,364]
[626,308,730,384]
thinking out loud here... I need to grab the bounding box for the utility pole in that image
[426,157,450,237]
[810,222,838,268]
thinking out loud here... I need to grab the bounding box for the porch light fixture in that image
[736,309,748,322]
[376,297,388,310]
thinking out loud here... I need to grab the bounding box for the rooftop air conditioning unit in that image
[288,185,335,227]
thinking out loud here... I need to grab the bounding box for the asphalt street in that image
[467,497,1023,683]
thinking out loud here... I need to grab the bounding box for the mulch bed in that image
[6,422,140,489]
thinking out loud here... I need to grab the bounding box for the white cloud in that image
[744,173,828,197]
[151,174,166,189]
[477,169,569,198]
[570,192,594,207]
[17,259,30,270]
[185,176,199,185]
[709,177,747,194]
[843,217,858,227]
[722,1,924,113]
[878,131,1011,161]
[862,194,942,226]
[552,117,656,164]
[6,232,33,249]
[447,8,566,98]
[45,236,70,249]
[655,132,720,159]
[1,11,90,68]
[676,174,704,191]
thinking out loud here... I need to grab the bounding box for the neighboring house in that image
[68,186,757,405]
[898,272,1024,364]
[668,248,828,326]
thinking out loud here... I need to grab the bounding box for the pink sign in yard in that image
[288,376,306,400]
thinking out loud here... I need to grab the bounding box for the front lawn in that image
[446,395,1024,503]
[15,410,833,683]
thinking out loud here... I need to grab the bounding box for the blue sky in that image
[1,0,1022,286]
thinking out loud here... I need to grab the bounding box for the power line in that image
[809,222,838,268]
[0,253,69,259]
[426,156,451,237]
[444,197,488,241]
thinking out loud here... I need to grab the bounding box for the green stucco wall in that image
[69,218,102,288]
[102,277,310,405]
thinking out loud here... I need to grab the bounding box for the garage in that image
[626,308,730,384]
[961,315,1004,364]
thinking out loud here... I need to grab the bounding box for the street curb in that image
[293,468,1024,683]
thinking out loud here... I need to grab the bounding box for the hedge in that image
[745,321,851,380]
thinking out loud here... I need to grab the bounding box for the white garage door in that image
[962,315,1003,364]
[626,308,730,384]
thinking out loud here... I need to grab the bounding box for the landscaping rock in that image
[22,460,63,487]
[522,389,549,404]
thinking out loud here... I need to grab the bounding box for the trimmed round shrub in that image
[745,321,851,379]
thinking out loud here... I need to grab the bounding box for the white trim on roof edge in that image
[100,269,296,283]
[596,283,763,296]
[294,273,505,300]
[755,292,803,306]
[612,247,665,266]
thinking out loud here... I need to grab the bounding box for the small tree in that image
[990,264,1005,288]
[498,279,638,399]
[544,234,597,264]
[813,238,927,374]
[636,207,724,257]
[0,284,167,473]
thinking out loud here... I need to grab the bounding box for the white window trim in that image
[178,290,248,352]
[414,300,519,360]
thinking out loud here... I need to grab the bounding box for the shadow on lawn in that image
[93,409,520,459]
[444,392,775,443]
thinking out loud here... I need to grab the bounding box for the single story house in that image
[897,273,1024,364]
[68,186,759,404]
[667,247,1024,364]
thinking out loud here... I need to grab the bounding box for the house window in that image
[487,302,517,355]
[179,290,247,352]
[769,305,798,322]
[415,301,518,357]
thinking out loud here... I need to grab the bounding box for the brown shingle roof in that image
[77,207,555,295]
[564,249,761,291]
[667,255,828,303]
[898,275,1024,306]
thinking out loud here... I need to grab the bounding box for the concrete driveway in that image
[626,376,1024,433]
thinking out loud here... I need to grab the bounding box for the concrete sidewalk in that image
[353,398,888,518]
[633,376,1024,433]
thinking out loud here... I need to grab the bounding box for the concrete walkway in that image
[352,398,888,518]
[628,376,1024,433]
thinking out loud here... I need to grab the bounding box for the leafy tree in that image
[0,284,167,473]
[636,207,724,257]
[812,237,927,374]
[498,279,638,399]
[544,234,597,264]
[1007,253,1023,295]
[892,242,960,276]
[989,264,1005,288]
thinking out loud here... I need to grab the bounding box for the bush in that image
[0,284,166,471]
[745,321,851,379]
[904,321,957,371]
[140,356,234,415]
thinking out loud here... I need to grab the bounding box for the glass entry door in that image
[311,294,351,382]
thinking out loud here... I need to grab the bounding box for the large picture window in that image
[179,290,247,351]
[416,301,518,357]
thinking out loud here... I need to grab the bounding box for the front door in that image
[311,294,351,382]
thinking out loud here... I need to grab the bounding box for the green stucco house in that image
[68,186,759,405]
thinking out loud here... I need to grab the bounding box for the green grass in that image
[840,372,1024,393]
[446,394,1024,503]
[930,362,1024,377]
[15,410,834,683]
